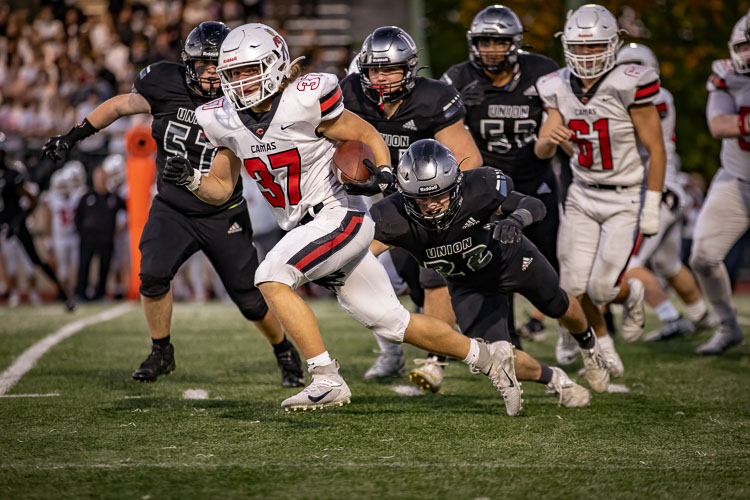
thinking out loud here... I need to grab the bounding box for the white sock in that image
[654,300,680,322]
[307,351,332,369]
[374,333,402,356]
[684,300,707,322]
[463,338,480,366]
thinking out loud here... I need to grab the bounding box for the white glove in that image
[639,190,662,236]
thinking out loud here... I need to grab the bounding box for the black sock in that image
[272,336,293,355]
[538,364,554,385]
[570,327,596,349]
[153,336,170,348]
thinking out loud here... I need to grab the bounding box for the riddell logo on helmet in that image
[223,56,238,63]
[418,184,440,193]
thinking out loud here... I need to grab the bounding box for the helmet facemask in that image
[357,26,418,109]
[729,13,750,74]
[400,178,463,232]
[560,5,623,79]
[181,21,230,98]
[185,58,222,98]
[468,34,522,73]
[219,52,287,111]
[562,36,621,79]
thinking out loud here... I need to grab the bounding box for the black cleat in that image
[275,346,305,387]
[132,343,176,382]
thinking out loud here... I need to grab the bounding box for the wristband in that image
[187,169,202,192]
[68,118,99,143]
[740,112,749,136]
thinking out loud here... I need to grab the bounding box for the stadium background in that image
[0,0,748,297]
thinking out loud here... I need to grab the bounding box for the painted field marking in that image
[0,303,135,396]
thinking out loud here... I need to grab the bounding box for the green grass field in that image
[1,296,749,499]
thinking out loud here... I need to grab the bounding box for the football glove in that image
[42,118,98,163]
[492,214,524,245]
[639,190,662,236]
[163,156,202,192]
[458,80,485,107]
[343,159,394,196]
[312,270,347,291]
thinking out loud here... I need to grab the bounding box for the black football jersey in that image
[371,167,512,288]
[133,61,244,216]
[340,74,466,166]
[441,53,558,186]
[0,166,24,223]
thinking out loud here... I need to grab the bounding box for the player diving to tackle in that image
[162,23,526,415]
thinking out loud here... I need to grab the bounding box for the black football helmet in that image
[181,21,231,98]
[467,5,523,73]
[397,139,463,232]
[357,26,419,105]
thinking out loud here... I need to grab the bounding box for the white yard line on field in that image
[0,393,60,398]
[736,315,750,327]
[0,303,135,396]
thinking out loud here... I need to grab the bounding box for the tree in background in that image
[424,0,746,180]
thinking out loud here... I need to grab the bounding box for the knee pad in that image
[139,272,171,298]
[237,288,269,322]
[587,279,617,307]
[543,289,570,319]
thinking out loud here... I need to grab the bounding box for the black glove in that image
[492,214,524,245]
[459,80,485,107]
[343,159,394,196]
[312,270,347,291]
[163,155,199,190]
[42,118,98,163]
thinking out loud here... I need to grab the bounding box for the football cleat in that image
[621,278,646,342]
[556,326,579,365]
[519,316,547,342]
[579,338,610,393]
[364,350,405,380]
[132,343,176,382]
[546,367,591,407]
[696,320,744,355]
[596,334,624,377]
[483,341,523,417]
[644,316,694,342]
[409,356,447,393]
[281,360,351,411]
[275,345,305,387]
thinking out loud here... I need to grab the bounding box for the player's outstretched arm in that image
[42,93,151,163]
[162,148,241,205]
[534,107,574,159]
[434,121,483,171]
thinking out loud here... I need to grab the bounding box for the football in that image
[332,140,375,184]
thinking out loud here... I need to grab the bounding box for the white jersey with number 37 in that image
[537,64,660,186]
[196,72,363,230]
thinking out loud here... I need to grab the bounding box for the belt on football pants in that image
[581,182,638,192]
[298,202,325,226]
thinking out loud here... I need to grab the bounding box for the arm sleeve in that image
[500,192,547,226]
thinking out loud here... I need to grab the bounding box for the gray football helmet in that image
[729,10,750,74]
[397,139,463,232]
[616,43,659,75]
[357,26,419,104]
[467,5,523,73]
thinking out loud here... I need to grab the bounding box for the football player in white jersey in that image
[615,44,717,341]
[535,5,666,376]
[689,11,750,355]
[162,23,524,415]
[42,167,81,299]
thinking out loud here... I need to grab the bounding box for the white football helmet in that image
[617,43,659,75]
[51,168,74,196]
[63,160,86,189]
[559,4,623,79]
[218,23,293,111]
[102,154,126,190]
[729,10,750,74]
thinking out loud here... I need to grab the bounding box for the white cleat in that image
[409,356,447,393]
[693,310,719,331]
[556,326,579,365]
[696,321,744,355]
[485,341,523,417]
[621,278,646,342]
[596,334,624,378]
[579,338,610,393]
[364,350,405,380]
[546,367,591,407]
[281,360,351,412]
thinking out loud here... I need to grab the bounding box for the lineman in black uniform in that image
[42,22,304,387]
[441,6,564,341]
[0,154,75,310]
[370,139,610,401]
[341,26,482,382]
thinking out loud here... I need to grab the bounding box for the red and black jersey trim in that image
[634,80,660,102]
[710,74,728,90]
[656,102,668,119]
[288,211,364,274]
[320,85,343,119]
